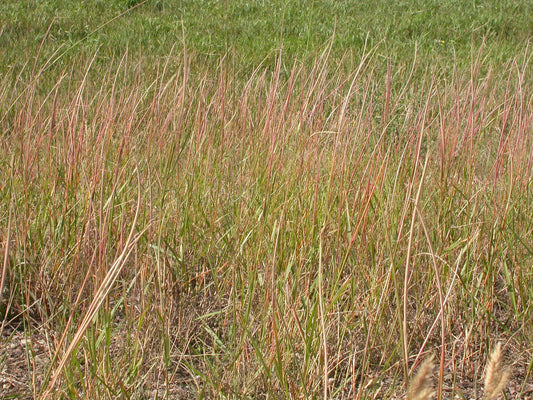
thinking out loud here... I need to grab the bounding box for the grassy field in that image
[1,1,532,399]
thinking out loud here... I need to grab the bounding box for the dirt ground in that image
[1,323,532,399]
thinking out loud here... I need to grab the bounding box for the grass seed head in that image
[484,342,511,400]
[407,355,435,400]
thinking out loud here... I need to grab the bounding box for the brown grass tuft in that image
[407,356,435,400]
[484,342,512,400]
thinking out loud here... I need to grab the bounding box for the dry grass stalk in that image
[484,342,511,400]
[407,356,435,400]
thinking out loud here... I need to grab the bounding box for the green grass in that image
[1,0,532,73]
[1,1,532,399]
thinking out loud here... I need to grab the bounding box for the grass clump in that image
[1,41,531,398]
[1,1,532,399]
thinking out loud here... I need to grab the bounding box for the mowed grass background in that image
[0,0,532,399]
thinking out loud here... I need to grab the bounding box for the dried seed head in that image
[407,355,435,400]
[484,342,512,400]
